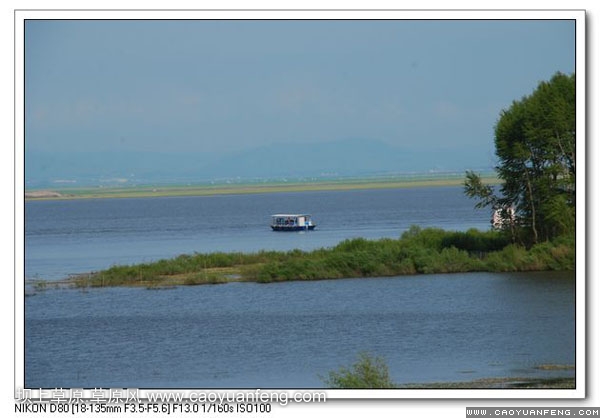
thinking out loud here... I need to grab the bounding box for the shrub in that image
[321,352,397,389]
[333,237,374,253]
[400,226,447,250]
[483,244,529,271]
[441,228,511,253]
[437,246,483,273]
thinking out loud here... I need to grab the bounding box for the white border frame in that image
[14,9,586,400]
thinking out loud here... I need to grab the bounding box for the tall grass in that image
[77,226,574,287]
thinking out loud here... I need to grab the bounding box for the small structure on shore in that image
[271,214,316,231]
[492,206,516,230]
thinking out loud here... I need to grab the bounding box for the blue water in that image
[25,272,574,389]
[25,186,491,280]
[23,187,575,389]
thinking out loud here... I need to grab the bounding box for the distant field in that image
[25,174,500,200]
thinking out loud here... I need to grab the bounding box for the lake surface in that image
[25,272,574,389]
[25,186,491,281]
[23,187,575,389]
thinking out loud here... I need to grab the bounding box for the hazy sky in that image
[25,19,575,165]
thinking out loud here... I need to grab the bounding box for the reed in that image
[68,226,574,288]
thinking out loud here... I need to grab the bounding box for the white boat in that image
[271,214,316,231]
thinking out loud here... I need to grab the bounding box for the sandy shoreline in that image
[25,190,63,199]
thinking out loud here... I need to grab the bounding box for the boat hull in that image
[271,225,316,231]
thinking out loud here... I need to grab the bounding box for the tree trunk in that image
[522,164,538,244]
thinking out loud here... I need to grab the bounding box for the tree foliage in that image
[464,170,496,209]
[465,72,575,245]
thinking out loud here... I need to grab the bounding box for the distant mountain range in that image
[204,138,418,178]
[25,138,492,188]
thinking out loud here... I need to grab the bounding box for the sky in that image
[24,18,576,182]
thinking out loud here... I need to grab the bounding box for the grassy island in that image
[53,226,574,290]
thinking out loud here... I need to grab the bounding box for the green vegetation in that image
[320,352,574,389]
[25,173,499,201]
[64,226,573,289]
[465,72,575,246]
[32,280,48,291]
[321,352,397,389]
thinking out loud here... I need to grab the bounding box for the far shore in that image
[24,174,500,201]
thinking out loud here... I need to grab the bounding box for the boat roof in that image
[271,214,311,217]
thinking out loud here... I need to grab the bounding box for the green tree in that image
[321,352,397,389]
[465,72,575,245]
